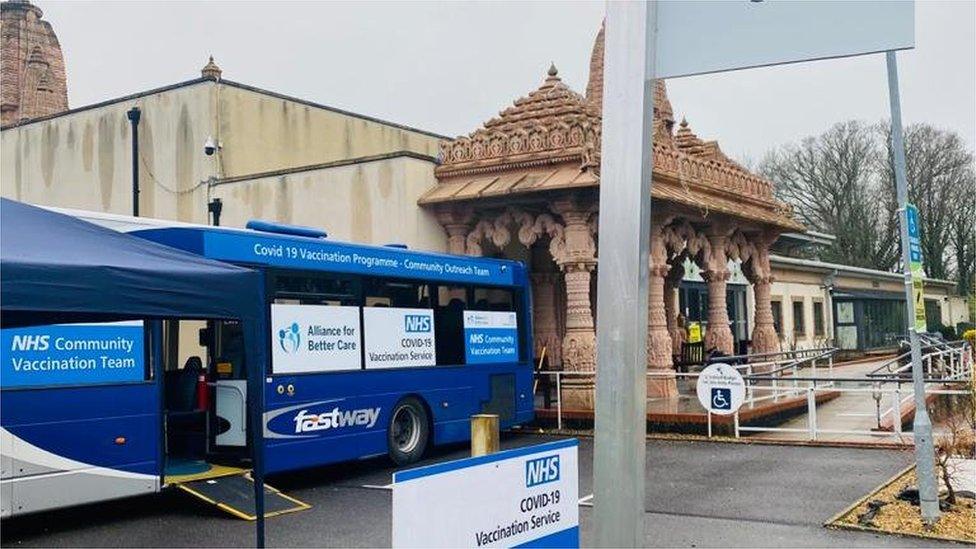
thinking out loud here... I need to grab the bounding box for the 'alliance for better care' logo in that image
[278,322,301,353]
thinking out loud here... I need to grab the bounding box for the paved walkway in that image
[2,434,960,547]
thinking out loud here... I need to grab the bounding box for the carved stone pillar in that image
[552,198,597,410]
[647,224,677,398]
[435,206,473,255]
[748,236,779,362]
[702,229,735,354]
[666,258,686,357]
[530,272,561,367]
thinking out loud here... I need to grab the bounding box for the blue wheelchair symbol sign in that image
[711,388,732,411]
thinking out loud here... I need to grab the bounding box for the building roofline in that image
[778,231,836,247]
[770,253,957,289]
[0,78,214,130]
[217,80,449,140]
[212,150,439,186]
[1,77,451,140]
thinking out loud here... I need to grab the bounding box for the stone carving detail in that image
[647,226,672,358]
[702,228,735,354]
[435,207,474,256]
[665,256,687,356]
[436,64,602,178]
[465,219,495,256]
[531,272,562,367]
[550,198,598,383]
[1,1,69,125]
[744,234,780,359]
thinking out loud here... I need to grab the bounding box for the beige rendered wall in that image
[210,155,447,252]
[214,83,441,179]
[766,280,831,351]
[943,296,972,327]
[1,82,215,223]
[2,80,444,228]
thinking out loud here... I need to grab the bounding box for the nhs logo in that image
[525,454,560,487]
[404,315,431,333]
[11,335,49,351]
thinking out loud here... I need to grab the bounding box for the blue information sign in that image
[906,203,923,266]
[1,322,145,388]
[462,311,519,364]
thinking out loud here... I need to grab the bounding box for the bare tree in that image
[947,169,975,297]
[763,121,975,295]
[761,121,897,269]
[879,123,975,283]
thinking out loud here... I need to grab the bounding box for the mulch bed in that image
[827,466,975,544]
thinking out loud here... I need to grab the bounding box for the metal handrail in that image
[747,348,838,378]
[708,346,834,364]
[867,340,972,380]
[532,341,971,436]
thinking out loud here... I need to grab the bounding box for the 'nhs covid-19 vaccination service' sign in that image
[464,311,519,364]
[1,321,145,388]
[392,439,578,548]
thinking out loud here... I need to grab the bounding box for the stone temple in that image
[1,0,68,126]
[420,24,803,407]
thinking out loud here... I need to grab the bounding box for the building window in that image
[771,298,783,335]
[793,299,806,337]
[813,301,825,337]
[924,299,942,332]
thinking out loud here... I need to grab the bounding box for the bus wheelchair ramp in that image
[174,473,310,520]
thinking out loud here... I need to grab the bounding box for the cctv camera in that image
[204,135,218,156]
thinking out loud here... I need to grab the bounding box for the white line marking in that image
[578,493,593,507]
[361,483,394,491]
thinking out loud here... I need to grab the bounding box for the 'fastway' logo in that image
[525,454,560,487]
[293,406,380,433]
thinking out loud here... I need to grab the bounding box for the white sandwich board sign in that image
[392,439,579,548]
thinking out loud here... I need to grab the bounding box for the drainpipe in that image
[126,107,141,216]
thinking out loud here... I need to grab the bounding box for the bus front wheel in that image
[388,397,429,465]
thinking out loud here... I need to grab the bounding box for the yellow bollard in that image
[470,414,499,457]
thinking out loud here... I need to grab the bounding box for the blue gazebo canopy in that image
[0,198,262,327]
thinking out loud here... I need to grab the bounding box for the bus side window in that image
[363,278,431,309]
[274,274,358,306]
[435,286,467,365]
[472,287,514,312]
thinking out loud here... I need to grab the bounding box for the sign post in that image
[592,2,656,547]
[886,51,939,525]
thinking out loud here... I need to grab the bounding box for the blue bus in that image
[1,216,533,517]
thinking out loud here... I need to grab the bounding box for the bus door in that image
[209,320,249,452]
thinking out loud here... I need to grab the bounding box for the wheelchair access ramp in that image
[174,473,310,520]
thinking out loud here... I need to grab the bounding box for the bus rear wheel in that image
[388,397,429,465]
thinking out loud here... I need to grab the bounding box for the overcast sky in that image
[40,0,975,163]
